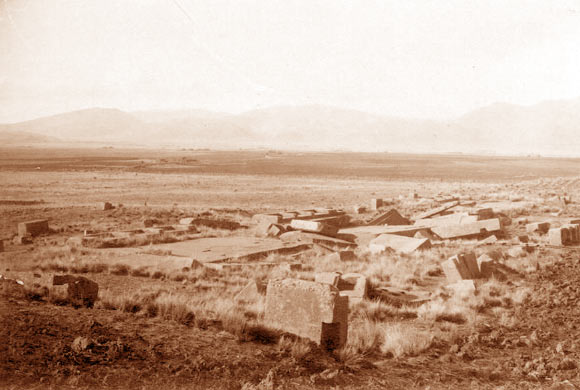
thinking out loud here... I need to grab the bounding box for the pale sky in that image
[1,0,580,122]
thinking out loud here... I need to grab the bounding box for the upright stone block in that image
[526,222,550,234]
[563,224,580,243]
[265,279,348,349]
[460,252,480,279]
[549,228,570,246]
[370,198,383,211]
[101,202,114,211]
[17,220,49,237]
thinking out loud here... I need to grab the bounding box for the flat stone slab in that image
[413,201,459,220]
[414,213,478,228]
[369,234,431,254]
[431,218,501,239]
[340,225,428,238]
[152,236,311,263]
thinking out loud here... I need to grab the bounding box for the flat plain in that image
[2,146,580,389]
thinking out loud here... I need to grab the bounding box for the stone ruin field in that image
[3,147,580,389]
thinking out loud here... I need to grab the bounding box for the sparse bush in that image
[130,266,150,278]
[110,264,130,276]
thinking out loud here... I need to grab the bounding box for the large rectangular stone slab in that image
[431,218,501,240]
[152,236,310,263]
[18,219,49,237]
[265,279,348,349]
[369,234,431,254]
[414,213,477,228]
[526,222,551,234]
[290,219,339,237]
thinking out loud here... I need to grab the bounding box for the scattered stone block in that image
[367,209,410,226]
[414,229,439,241]
[369,234,431,254]
[234,279,267,303]
[478,235,498,245]
[267,224,285,237]
[265,279,348,349]
[13,235,33,245]
[570,219,580,225]
[100,202,114,211]
[53,275,99,307]
[252,214,282,225]
[548,227,571,246]
[526,222,550,234]
[279,263,302,272]
[0,240,3,252]
[337,273,367,304]
[474,208,494,220]
[414,201,459,220]
[563,224,580,243]
[518,235,529,243]
[17,219,49,237]
[353,205,367,214]
[441,252,479,283]
[431,218,501,240]
[315,272,341,287]
[370,198,383,211]
[290,219,338,237]
[476,254,495,278]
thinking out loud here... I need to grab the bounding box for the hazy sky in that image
[1,0,580,122]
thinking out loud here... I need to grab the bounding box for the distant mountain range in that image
[1,98,580,156]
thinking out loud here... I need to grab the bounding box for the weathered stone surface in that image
[353,205,367,214]
[441,253,480,283]
[0,240,3,252]
[337,273,367,304]
[314,272,341,287]
[252,214,282,225]
[431,218,501,240]
[526,222,550,234]
[367,209,410,226]
[563,224,580,243]
[53,275,99,307]
[476,254,495,278]
[549,227,571,246]
[267,224,285,237]
[18,219,49,237]
[370,198,383,211]
[473,208,494,220]
[369,234,431,254]
[478,235,498,245]
[234,279,267,303]
[13,235,32,245]
[414,213,477,228]
[413,201,459,220]
[290,219,338,237]
[312,215,351,228]
[518,235,529,243]
[340,225,426,238]
[265,279,348,349]
[446,280,476,297]
[101,202,114,211]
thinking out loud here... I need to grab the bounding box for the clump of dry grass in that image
[380,323,434,357]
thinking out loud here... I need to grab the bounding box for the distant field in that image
[1,147,579,180]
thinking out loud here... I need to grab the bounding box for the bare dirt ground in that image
[2,147,580,389]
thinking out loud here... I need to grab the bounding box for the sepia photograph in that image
[1,0,580,388]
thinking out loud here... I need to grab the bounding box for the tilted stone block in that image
[53,275,98,307]
[526,222,550,234]
[314,272,341,287]
[265,279,348,349]
[290,219,338,237]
